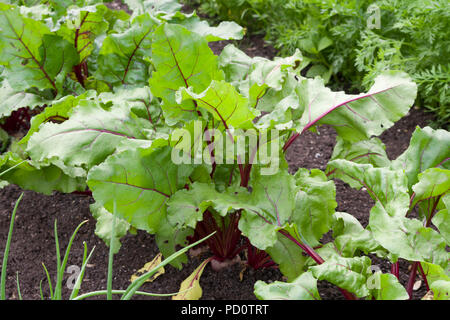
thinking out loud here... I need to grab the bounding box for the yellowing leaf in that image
[130,253,165,283]
[172,257,212,300]
[422,290,434,300]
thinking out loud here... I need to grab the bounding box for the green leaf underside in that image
[295,71,417,141]
[26,99,152,175]
[0,152,85,195]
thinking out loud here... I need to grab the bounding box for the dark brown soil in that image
[0,2,437,301]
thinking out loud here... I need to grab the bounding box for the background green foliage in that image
[184,0,449,129]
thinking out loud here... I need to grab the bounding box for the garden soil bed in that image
[0,2,437,301]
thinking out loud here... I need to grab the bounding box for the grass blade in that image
[73,288,192,300]
[1,192,23,300]
[56,220,88,299]
[106,200,117,300]
[16,272,22,300]
[70,244,96,300]
[41,263,53,299]
[53,220,61,300]
[0,160,26,178]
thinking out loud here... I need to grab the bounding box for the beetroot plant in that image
[0,0,448,300]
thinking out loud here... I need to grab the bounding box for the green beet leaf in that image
[56,4,110,63]
[149,23,224,124]
[95,13,157,87]
[163,11,244,42]
[432,193,450,244]
[0,151,86,195]
[176,80,256,130]
[331,212,386,258]
[26,96,153,176]
[0,3,79,94]
[326,136,390,184]
[369,201,448,268]
[368,273,409,300]
[292,168,336,247]
[294,71,417,142]
[239,169,298,250]
[391,126,450,191]
[19,90,96,146]
[265,225,309,281]
[254,272,320,300]
[87,146,194,233]
[90,201,131,254]
[310,256,372,298]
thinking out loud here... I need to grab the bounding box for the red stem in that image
[418,263,430,292]
[283,132,300,152]
[277,230,357,300]
[406,195,441,298]
[406,262,419,299]
[391,262,399,280]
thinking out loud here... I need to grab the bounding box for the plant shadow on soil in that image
[0,2,438,301]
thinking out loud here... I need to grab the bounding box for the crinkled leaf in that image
[98,86,163,131]
[218,44,302,124]
[253,73,299,130]
[254,272,320,300]
[171,168,299,251]
[239,169,298,250]
[292,168,336,247]
[124,0,182,16]
[245,51,302,108]
[90,201,131,254]
[327,160,410,213]
[326,136,390,183]
[167,181,247,229]
[218,44,253,85]
[310,256,372,298]
[0,151,85,195]
[26,98,153,176]
[332,212,386,258]
[332,162,449,267]
[0,79,49,119]
[19,90,96,145]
